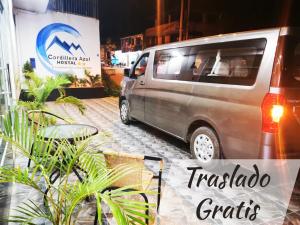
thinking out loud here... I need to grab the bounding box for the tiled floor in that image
[48,97,300,224]
[2,97,300,224]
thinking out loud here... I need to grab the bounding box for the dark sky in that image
[99,0,155,44]
[99,0,298,45]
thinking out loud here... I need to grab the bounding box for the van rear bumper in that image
[259,132,277,159]
[260,132,300,159]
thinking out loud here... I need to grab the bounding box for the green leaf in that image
[55,96,86,114]
[0,109,154,225]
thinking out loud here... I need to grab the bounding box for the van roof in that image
[144,27,297,51]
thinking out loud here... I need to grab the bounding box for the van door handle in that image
[139,81,145,85]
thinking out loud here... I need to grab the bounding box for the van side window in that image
[132,53,149,78]
[187,39,267,85]
[187,49,217,81]
[154,47,190,80]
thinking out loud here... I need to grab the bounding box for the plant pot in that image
[19,87,105,101]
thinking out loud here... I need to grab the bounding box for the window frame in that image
[130,52,150,79]
[153,46,191,81]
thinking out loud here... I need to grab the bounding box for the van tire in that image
[120,100,131,125]
[190,127,220,162]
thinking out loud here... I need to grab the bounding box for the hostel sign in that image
[47,55,91,65]
[16,11,101,78]
[36,23,91,74]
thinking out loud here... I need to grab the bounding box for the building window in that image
[171,34,178,42]
[152,37,157,45]
[48,0,99,18]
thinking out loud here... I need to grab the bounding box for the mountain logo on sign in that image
[47,36,85,55]
[36,23,86,74]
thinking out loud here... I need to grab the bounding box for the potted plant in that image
[0,110,154,225]
[101,69,121,97]
[19,72,86,114]
[59,70,105,99]
[84,70,102,88]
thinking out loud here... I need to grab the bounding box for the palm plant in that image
[19,72,86,114]
[0,110,154,225]
[22,61,34,74]
[84,70,102,87]
[101,70,121,97]
[78,78,88,87]
[65,75,79,88]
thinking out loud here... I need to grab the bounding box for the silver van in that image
[119,27,300,162]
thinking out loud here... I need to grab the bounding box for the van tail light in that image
[262,93,285,133]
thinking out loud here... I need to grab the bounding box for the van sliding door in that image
[145,47,191,138]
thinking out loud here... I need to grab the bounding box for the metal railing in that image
[48,0,99,19]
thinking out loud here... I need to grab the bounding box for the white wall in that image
[114,50,142,67]
[15,10,101,80]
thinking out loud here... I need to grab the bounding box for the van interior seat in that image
[230,58,249,78]
[210,60,230,76]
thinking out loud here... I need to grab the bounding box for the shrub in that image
[101,69,120,97]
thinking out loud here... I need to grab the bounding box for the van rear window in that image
[187,41,266,85]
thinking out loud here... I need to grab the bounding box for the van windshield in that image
[281,36,300,87]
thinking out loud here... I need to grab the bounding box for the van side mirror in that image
[131,75,137,80]
[124,68,130,77]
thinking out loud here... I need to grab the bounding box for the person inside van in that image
[139,57,148,75]
[209,50,230,77]
[134,56,149,77]
[192,56,204,75]
[192,53,216,81]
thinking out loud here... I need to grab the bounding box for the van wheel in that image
[120,100,131,125]
[190,127,220,163]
